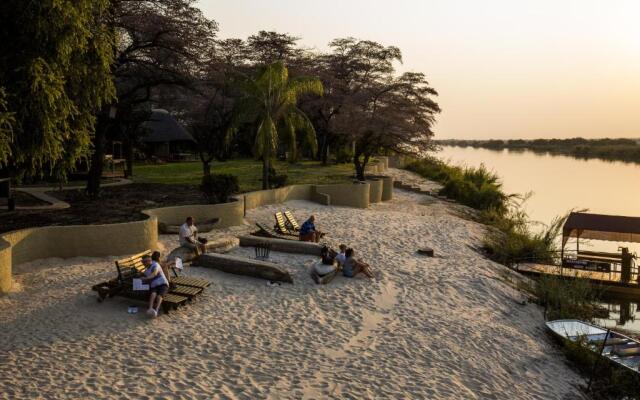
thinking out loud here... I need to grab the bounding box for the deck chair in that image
[274,212,297,236]
[283,210,300,232]
[115,251,205,301]
[253,222,298,241]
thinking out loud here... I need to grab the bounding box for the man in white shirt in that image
[179,216,205,255]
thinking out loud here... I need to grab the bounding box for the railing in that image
[512,249,639,283]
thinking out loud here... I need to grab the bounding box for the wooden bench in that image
[92,250,210,313]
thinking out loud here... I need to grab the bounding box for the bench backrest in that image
[115,250,152,284]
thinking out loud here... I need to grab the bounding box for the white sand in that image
[0,169,587,399]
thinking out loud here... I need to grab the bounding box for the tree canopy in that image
[0,0,115,179]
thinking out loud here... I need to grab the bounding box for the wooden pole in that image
[587,328,610,391]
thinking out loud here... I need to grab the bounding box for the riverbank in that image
[0,169,587,399]
[437,138,640,165]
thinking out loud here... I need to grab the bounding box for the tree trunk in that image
[262,157,269,189]
[86,116,107,199]
[124,136,134,178]
[202,160,211,176]
[320,132,329,165]
[353,152,365,181]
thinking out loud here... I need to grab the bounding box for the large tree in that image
[318,38,439,179]
[185,39,249,176]
[338,71,440,180]
[86,0,217,197]
[0,0,115,180]
[234,62,323,189]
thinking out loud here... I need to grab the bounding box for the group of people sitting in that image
[314,244,374,279]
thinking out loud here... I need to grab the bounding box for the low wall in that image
[368,179,383,203]
[314,183,370,208]
[0,218,158,294]
[243,185,313,211]
[143,200,245,229]
[380,176,394,201]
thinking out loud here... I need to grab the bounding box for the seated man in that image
[138,253,170,317]
[342,248,374,278]
[179,216,206,255]
[299,215,323,243]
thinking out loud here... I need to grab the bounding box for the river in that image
[437,145,640,332]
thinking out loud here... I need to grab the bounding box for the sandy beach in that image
[0,169,587,399]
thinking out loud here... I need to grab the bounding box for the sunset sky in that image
[199,0,640,140]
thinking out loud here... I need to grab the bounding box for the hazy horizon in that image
[199,0,640,140]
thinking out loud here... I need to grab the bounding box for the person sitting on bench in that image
[139,253,170,317]
[343,248,374,278]
[299,215,323,242]
[179,216,207,255]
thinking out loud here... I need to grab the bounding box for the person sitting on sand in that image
[139,253,170,317]
[343,248,374,278]
[313,246,337,277]
[179,216,207,255]
[335,244,347,267]
[299,215,323,242]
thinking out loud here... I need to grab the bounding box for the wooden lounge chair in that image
[283,210,300,232]
[92,250,210,312]
[116,250,210,291]
[253,222,298,241]
[274,212,297,236]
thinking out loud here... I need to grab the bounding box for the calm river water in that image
[437,146,640,332]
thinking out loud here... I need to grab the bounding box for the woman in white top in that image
[139,252,170,317]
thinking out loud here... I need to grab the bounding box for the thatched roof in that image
[141,109,195,143]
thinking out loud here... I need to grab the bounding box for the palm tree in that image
[232,62,323,189]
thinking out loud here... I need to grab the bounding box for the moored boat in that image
[545,319,640,375]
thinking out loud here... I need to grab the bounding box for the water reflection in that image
[596,300,639,333]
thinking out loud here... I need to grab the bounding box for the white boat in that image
[546,319,640,374]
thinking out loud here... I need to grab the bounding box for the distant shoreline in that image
[436,138,640,165]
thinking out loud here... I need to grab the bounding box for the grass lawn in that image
[132,159,357,192]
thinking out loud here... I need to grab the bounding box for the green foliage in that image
[232,61,323,188]
[0,0,115,177]
[534,275,598,321]
[405,157,509,212]
[0,89,15,165]
[200,173,239,204]
[482,209,566,266]
[133,159,354,191]
[268,165,288,188]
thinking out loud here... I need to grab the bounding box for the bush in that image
[200,173,239,204]
[535,275,598,321]
[406,157,509,212]
[268,166,288,188]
